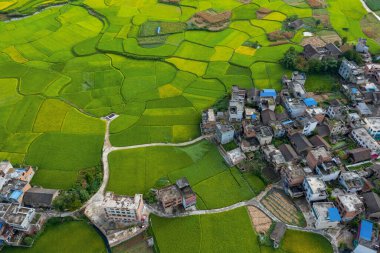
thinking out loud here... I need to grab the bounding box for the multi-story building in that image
[259,89,277,111]
[364,117,380,140]
[283,164,305,198]
[339,59,366,85]
[303,176,328,203]
[104,193,144,224]
[356,102,372,117]
[356,38,369,53]
[262,145,286,170]
[0,203,35,232]
[156,185,183,213]
[342,85,364,102]
[316,161,341,182]
[215,123,234,144]
[282,72,307,99]
[0,179,31,204]
[325,118,349,136]
[228,86,246,122]
[312,202,341,229]
[283,97,307,118]
[297,116,318,136]
[201,109,216,135]
[339,172,364,193]
[335,193,364,222]
[306,147,332,169]
[228,100,244,122]
[176,178,196,209]
[351,128,380,155]
[347,112,365,129]
[256,126,273,146]
[326,101,347,120]
[306,107,325,123]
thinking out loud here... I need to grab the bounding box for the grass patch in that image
[304,74,338,92]
[4,220,107,253]
[151,207,260,253]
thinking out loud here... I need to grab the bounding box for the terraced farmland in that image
[0,0,378,191]
[261,189,306,226]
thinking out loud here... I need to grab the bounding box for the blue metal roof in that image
[352,88,359,94]
[251,114,257,120]
[360,220,373,241]
[10,190,22,200]
[260,89,277,97]
[328,207,341,222]
[282,120,293,125]
[303,98,318,107]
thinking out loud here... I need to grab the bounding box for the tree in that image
[343,49,363,65]
[23,236,33,246]
[280,47,298,69]
[342,37,348,45]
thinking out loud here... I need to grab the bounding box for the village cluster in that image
[0,161,58,247]
[199,38,380,253]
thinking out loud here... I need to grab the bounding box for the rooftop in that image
[103,192,143,210]
[357,103,372,115]
[309,146,331,160]
[305,176,326,193]
[216,123,234,133]
[365,117,380,132]
[0,203,35,227]
[312,202,341,222]
[157,185,182,202]
[260,89,277,98]
[303,98,318,107]
[337,193,363,212]
[340,172,363,189]
[359,220,373,241]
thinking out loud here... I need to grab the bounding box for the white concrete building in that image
[351,128,380,154]
[316,162,341,182]
[0,161,13,175]
[298,116,318,136]
[215,124,234,144]
[226,148,246,166]
[364,117,380,140]
[228,100,244,122]
[312,202,341,229]
[303,176,328,203]
[256,126,273,146]
[104,193,144,224]
[335,193,364,222]
[339,59,366,85]
[0,203,35,231]
[339,172,364,193]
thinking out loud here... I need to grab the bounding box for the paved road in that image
[110,135,211,152]
[360,0,380,21]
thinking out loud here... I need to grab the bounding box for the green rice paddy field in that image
[3,220,107,253]
[0,0,365,251]
[151,207,333,253]
[0,0,378,190]
[108,141,265,209]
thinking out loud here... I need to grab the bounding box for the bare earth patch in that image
[248,206,272,234]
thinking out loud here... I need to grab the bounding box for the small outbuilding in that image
[23,187,59,208]
[270,222,286,248]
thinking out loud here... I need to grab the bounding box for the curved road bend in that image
[360,0,380,21]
